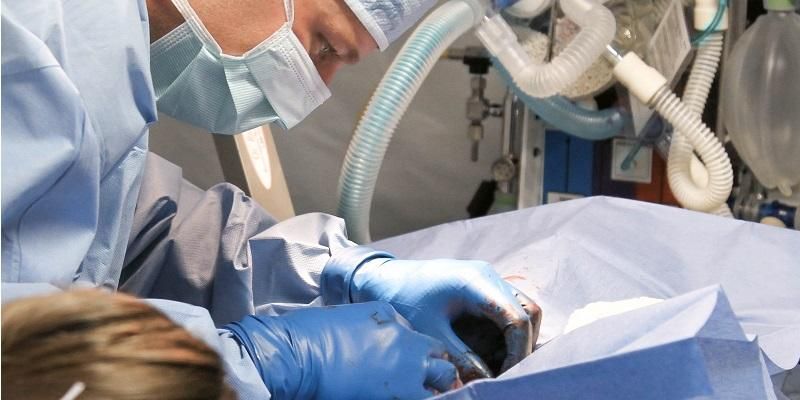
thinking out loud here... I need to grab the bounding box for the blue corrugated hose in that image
[495,62,626,140]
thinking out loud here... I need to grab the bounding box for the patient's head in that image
[2,290,235,400]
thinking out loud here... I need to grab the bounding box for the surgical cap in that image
[343,0,438,50]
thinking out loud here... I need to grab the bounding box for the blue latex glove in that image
[322,247,541,381]
[224,301,459,399]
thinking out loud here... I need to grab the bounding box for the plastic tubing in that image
[667,32,733,215]
[494,62,625,139]
[337,0,482,243]
[476,0,616,98]
[521,95,624,140]
[655,85,733,213]
[610,48,733,215]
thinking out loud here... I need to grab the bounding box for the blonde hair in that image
[2,290,236,400]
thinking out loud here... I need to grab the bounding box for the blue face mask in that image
[150,0,331,134]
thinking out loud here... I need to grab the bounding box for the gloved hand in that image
[322,247,542,381]
[224,301,460,400]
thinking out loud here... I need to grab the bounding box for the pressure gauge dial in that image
[492,156,517,182]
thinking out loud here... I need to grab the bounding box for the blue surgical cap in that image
[343,0,438,50]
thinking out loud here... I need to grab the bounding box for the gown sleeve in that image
[121,153,359,325]
[1,8,102,287]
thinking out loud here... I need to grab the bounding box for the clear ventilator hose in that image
[340,0,619,242]
[667,32,733,216]
[524,95,625,140]
[337,0,483,243]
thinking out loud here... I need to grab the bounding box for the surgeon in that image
[1,0,541,398]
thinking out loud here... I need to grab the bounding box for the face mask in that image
[150,0,331,133]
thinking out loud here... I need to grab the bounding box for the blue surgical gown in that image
[1,0,154,287]
[1,1,356,398]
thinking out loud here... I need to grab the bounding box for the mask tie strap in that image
[169,0,223,54]
[283,0,294,25]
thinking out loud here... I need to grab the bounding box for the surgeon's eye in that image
[319,37,339,60]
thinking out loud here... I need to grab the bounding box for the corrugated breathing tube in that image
[667,32,733,216]
[336,0,483,243]
[476,0,617,98]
